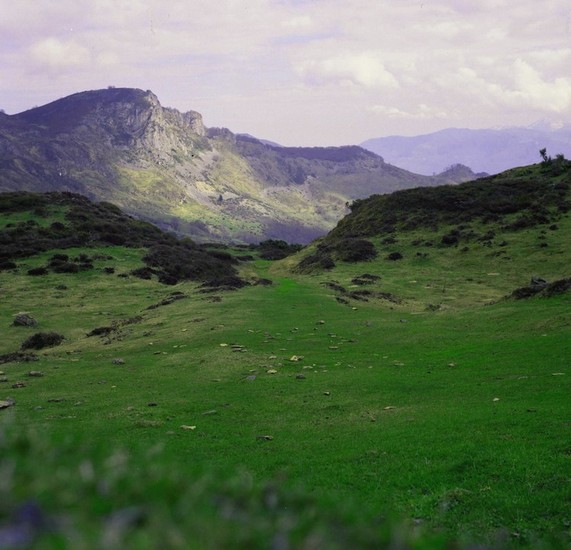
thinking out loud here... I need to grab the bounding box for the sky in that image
[1,0,571,146]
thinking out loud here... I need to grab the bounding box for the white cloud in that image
[369,104,448,120]
[297,52,399,89]
[29,37,91,70]
[2,0,571,144]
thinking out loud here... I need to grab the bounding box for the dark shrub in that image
[50,254,69,262]
[21,332,64,350]
[509,286,542,300]
[386,252,403,261]
[319,255,336,269]
[87,326,115,337]
[441,234,459,246]
[0,261,17,270]
[52,262,80,273]
[104,267,115,274]
[200,276,249,291]
[543,278,571,297]
[100,232,126,245]
[131,267,154,280]
[27,267,48,276]
[335,239,377,262]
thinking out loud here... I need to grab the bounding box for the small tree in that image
[539,148,551,164]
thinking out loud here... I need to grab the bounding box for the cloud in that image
[29,37,91,70]
[2,0,571,144]
[297,52,399,89]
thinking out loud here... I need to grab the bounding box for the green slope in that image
[0,178,569,548]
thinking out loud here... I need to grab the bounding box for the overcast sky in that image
[1,0,571,146]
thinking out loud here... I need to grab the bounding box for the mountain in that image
[0,88,479,244]
[361,125,571,176]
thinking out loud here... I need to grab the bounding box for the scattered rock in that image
[202,409,218,416]
[11,381,26,388]
[112,358,125,365]
[493,398,500,402]
[530,276,548,288]
[256,435,273,441]
[13,314,38,327]
[47,398,65,403]
[316,320,325,325]
[180,425,196,430]
[245,375,257,382]
[27,371,44,378]
[147,402,158,407]
[295,374,306,380]
[266,369,278,375]
[289,355,303,362]
[323,391,331,396]
[383,406,396,410]
[0,399,14,410]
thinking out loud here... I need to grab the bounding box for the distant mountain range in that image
[361,124,571,176]
[0,88,482,243]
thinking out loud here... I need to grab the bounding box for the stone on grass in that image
[112,358,125,365]
[13,314,38,327]
[0,399,14,410]
[295,374,306,380]
[27,371,44,377]
[256,435,273,441]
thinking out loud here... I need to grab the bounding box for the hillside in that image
[295,158,571,277]
[0,164,570,547]
[361,124,571,175]
[0,88,480,244]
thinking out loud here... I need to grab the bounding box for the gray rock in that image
[530,276,548,288]
[13,314,38,327]
[112,358,125,365]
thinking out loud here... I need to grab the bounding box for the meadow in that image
[0,193,570,548]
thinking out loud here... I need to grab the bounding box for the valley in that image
[1,159,569,548]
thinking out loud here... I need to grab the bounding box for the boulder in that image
[13,314,38,327]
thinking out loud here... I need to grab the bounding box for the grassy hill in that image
[0,165,570,548]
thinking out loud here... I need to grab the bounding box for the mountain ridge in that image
[0,87,481,243]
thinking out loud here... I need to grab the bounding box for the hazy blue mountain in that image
[361,124,571,175]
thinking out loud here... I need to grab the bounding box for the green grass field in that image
[0,198,570,548]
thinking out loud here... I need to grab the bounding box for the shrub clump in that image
[386,252,403,261]
[334,239,378,263]
[21,332,65,350]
